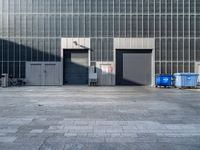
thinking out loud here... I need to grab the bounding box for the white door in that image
[29,64,42,85]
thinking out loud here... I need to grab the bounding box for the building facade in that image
[0,0,200,85]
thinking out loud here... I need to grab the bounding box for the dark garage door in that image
[64,49,88,85]
[116,49,152,86]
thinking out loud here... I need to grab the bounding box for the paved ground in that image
[0,86,200,150]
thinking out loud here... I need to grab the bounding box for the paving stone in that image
[0,86,200,149]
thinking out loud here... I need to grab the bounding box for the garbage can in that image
[1,74,9,88]
[155,74,174,88]
[174,73,199,88]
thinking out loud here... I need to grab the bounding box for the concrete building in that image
[0,0,200,86]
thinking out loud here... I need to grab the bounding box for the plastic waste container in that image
[155,74,174,88]
[174,73,199,88]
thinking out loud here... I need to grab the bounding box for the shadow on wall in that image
[0,39,61,78]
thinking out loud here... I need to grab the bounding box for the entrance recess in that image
[63,49,88,85]
[116,49,152,86]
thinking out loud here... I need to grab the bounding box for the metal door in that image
[26,62,62,86]
[116,50,152,86]
[29,64,42,85]
[64,50,88,85]
[45,64,57,86]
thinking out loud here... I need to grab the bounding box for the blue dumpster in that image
[174,73,199,88]
[155,74,174,88]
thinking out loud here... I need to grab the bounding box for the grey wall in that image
[0,0,200,78]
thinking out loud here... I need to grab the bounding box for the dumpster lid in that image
[174,73,199,76]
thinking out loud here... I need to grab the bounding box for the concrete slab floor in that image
[0,86,200,150]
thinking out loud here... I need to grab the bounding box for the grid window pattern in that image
[0,0,200,77]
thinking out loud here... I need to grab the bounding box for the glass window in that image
[190,39,194,61]
[190,15,195,37]
[85,0,90,13]
[172,39,177,61]
[184,39,189,61]
[61,15,67,37]
[126,15,131,37]
[97,0,101,13]
[91,0,96,13]
[126,0,131,13]
[190,0,195,13]
[132,0,137,13]
[44,15,49,37]
[39,15,45,37]
[120,15,125,37]
[56,15,61,37]
[2,0,8,12]
[26,15,32,37]
[196,0,200,13]
[161,0,166,13]
[161,39,166,61]
[178,39,183,61]
[196,15,200,37]
[20,0,27,13]
[196,39,200,61]
[131,15,137,37]
[20,15,26,37]
[91,15,96,37]
[108,15,113,37]
[161,15,166,37]
[167,0,171,13]
[108,0,113,13]
[97,15,101,37]
[102,15,108,37]
[184,15,189,37]
[138,0,142,13]
[172,15,177,37]
[167,15,171,37]
[103,0,108,13]
[149,15,154,37]
[32,15,38,37]
[67,0,73,13]
[73,15,79,37]
[143,15,148,37]
[178,15,183,37]
[155,0,160,13]
[79,15,84,37]
[15,15,20,37]
[138,15,142,37]
[20,39,26,61]
[155,15,160,37]
[61,0,67,13]
[178,0,183,13]
[120,0,125,13]
[114,15,119,37]
[26,39,32,61]
[173,0,178,13]
[85,15,90,37]
[50,15,55,37]
[114,0,120,13]
[167,39,171,61]
[149,0,154,13]
[2,15,8,37]
[9,15,15,37]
